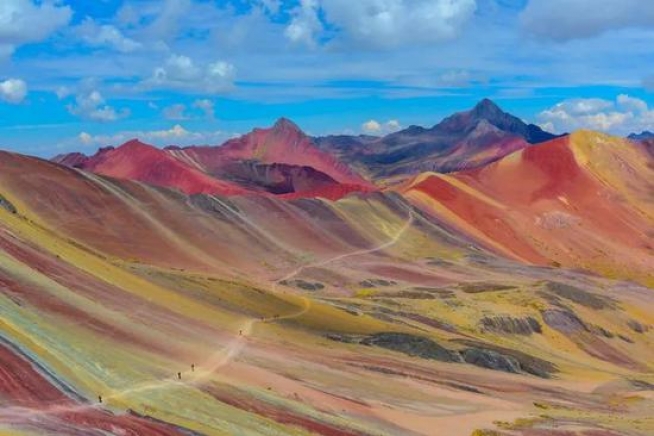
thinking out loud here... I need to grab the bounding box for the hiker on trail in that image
[239,330,242,336]
[177,372,182,380]
[98,395,102,404]
[191,364,195,372]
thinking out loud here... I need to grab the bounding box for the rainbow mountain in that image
[1,100,654,436]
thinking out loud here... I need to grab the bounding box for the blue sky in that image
[0,0,653,156]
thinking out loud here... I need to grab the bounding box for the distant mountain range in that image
[316,98,562,176]
[628,131,654,141]
[53,118,373,200]
[54,99,564,198]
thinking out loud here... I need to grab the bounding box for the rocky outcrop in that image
[459,283,515,294]
[461,348,522,374]
[456,340,557,378]
[479,316,542,335]
[326,332,556,378]
[361,332,462,363]
[542,281,614,310]
[627,320,649,334]
[359,279,396,288]
[0,194,16,214]
[279,279,325,291]
[541,309,588,333]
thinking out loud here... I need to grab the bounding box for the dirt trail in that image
[0,210,414,426]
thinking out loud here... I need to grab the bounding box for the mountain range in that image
[2,99,654,436]
[316,98,561,176]
[54,99,560,198]
[628,130,654,141]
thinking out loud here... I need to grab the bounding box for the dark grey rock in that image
[542,309,588,333]
[360,332,462,363]
[279,279,325,291]
[0,194,17,214]
[455,339,557,378]
[590,325,615,338]
[359,279,396,288]
[325,333,359,344]
[543,281,613,310]
[462,348,522,374]
[459,283,515,294]
[480,316,542,335]
[627,320,649,334]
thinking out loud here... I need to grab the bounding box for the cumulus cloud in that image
[162,100,215,120]
[76,125,234,148]
[145,54,236,94]
[521,0,654,41]
[285,0,323,47]
[0,78,27,104]
[76,18,142,53]
[193,99,215,119]
[318,0,477,49]
[67,87,130,122]
[0,0,72,56]
[537,94,654,135]
[362,119,402,135]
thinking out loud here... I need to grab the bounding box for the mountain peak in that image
[272,117,302,134]
[118,138,152,150]
[434,98,558,145]
[472,98,504,118]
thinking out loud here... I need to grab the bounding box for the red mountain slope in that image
[56,140,247,195]
[53,119,374,200]
[403,131,654,285]
[166,118,373,188]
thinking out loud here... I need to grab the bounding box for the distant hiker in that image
[239,330,242,336]
[177,372,182,380]
[191,364,195,372]
[98,395,102,404]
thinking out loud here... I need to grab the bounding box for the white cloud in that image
[76,18,142,53]
[521,0,654,41]
[285,0,323,47]
[319,0,477,49]
[145,54,236,94]
[162,100,215,121]
[79,131,93,145]
[538,94,654,135]
[193,99,215,119]
[55,86,72,99]
[0,78,27,104]
[75,125,234,148]
[617,94,648,112]
[386,119,401,131]
[284,0,476,49]
[362,119,402,134]
[67,86,130,122]
[162,103,188,120]
[0,0,72,56]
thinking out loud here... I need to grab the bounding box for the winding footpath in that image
[0,210,414,428]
